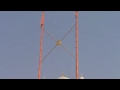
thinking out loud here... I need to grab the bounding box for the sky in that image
[0,11,120,79]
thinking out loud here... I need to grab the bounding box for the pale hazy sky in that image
[0,11,120,79]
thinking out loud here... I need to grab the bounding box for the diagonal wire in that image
[45,16,75,32]
[44,29,56,42]
[39,22,76,63]
[60,24,76,41]
[60,45,75,59]
[40,45,57,63]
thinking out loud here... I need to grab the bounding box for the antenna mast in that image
[38,11,44,79]
[38,11,79,79]
[75,11,79,79]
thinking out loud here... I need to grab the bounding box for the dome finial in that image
[79,73,84,79]
[62,73,64,77]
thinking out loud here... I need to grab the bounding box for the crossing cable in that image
[60,24,76,41]
[41,24,76,62]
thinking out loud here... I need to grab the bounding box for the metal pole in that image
[75,11,79,79]
[38,11,44,79]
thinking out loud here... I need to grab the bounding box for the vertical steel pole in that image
[75,11,79,79]
[38,11,44,79]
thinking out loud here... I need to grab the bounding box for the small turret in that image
[58,73,69,79]
[79,73,84,79]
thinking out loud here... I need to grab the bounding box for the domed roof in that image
[79,73,84,79]
[79,76,84,79]
[58,73,69,79]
